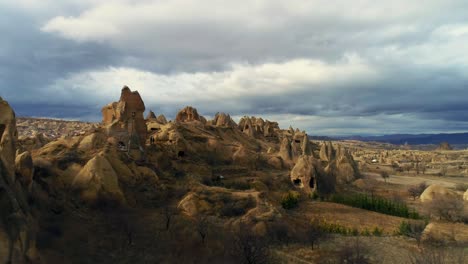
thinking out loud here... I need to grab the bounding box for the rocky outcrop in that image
[146,110,157,120]
[464,189,468,201]
[290,155,330,194]
[420,184,458,202]
[333,145,360,183]
[319,141,335,161]
[72,153,125,203]
[279,137,292,163]
[157,114,168,124]
[101,86,147,148]
[212,112,237,127]
[0,97,38,263]
[239,116,280,139]
[239,117,256,137]
[176,106,205,123]
[0,98,17,179]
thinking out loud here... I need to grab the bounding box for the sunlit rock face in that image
[101,86,147,148]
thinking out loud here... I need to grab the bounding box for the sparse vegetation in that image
[281,191,300,210]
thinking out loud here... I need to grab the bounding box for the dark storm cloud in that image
[2,1,468,135]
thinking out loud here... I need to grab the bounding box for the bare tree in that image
[439,166,447,177]
[194,215,210,245]
[426,196,464,222]
[380,171,390,183]
[408,247,449,264]
[306,218,324,250]
[229,222,270,264]
[407,182,428,200]
[335,237,370,264]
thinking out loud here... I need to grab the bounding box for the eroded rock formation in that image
[0,97,38,263]
[101,86,147,148]
[175,106,205,123]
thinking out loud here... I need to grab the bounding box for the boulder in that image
[420,185,458,202]
[15,151,34,187]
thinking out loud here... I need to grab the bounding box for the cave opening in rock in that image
[293,179,302,186]
[294,140,301,143]
[178,151,185,158]
[117,141,126,150]
[0,124,5,140]
[309,177,315,188]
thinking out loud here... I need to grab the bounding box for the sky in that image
[1,0,468,136]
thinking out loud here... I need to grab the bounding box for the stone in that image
[464,189,468,201]
[101,86,147,148]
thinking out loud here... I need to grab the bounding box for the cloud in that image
[2,0,468,135]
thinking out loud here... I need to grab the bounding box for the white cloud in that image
[44,55,376,106]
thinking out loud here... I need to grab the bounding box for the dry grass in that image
[291,201,415,234]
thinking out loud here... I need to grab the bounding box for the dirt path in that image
[364,172,467,188]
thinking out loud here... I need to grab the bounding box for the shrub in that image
[281,191,300,209]
[408,182,428,200]
[398,221,427,246]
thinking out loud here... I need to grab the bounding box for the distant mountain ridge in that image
[335,132,468,145]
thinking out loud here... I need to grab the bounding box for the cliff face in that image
[0,97,38,263]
